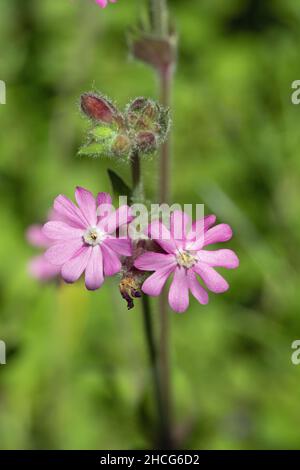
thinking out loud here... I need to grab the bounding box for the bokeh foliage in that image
[1,0,300,449]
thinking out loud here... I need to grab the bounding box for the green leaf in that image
[107,169,132,199]
[89,125,116,141]
[78,141,109,157]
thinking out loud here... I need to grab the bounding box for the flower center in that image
[176,249,197,269]
[83,226,106,246]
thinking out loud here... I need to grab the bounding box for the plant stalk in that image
[130,150,168,447]
[148,0,168,36]
[157,64,174,449]
[150,0,175,449]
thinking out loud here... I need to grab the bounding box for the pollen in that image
[83,227,106,246]
[176,249,197,269]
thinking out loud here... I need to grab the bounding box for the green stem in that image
[131,148,141,190]
[158,64,174,450]
[149,0,175,449]
[141,295,168,447]
[130,150,168,447]
[148,0,168,36]
[159,65,172,204]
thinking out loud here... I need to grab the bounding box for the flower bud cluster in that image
[79,93,170,161]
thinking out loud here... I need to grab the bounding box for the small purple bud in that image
[81,93,117,124]
[136,131,157,153]
[128,97,149,112]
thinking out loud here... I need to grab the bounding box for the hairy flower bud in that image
[135,131,157,154]
[128,97,149,112]
[111,134,132,157]
[79,93,170,161]
[126,98,159,131]
[81,93,117,123]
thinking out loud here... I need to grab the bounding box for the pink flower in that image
[95,0,117,8]
[43,187,132,290]
[134,211,239,313]
[26,225,61,281]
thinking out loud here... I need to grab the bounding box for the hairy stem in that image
[141,295,168,447]
[159,66,172,204]
[148,0,168,36]
[149,0,175,449]
[130,150,167,447]
[131,149,141,190]
[158,64,174,449]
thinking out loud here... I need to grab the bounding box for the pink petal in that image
[101,243,121,276]
[96,0,108,7]
[96,192,112,207]
[170,210,191,241]
[26,225,50,248]
[96,192,113,222]
[103,238,132,256]
[187,270,209,305]
[134,252,176,271]
[85,245,104,290]
[142,265,174,297]
[99,205,132,234]
[54,195,88,229]
[193,263,229,293]
[197,249,239,269]
[75,187,97,227]
[186,214,216,242]
[28,255,61,281]
[188,223,233,251]
[148,221,177,254]
[61,246,91,284]
[43,221,84,241]
[44,239,83,266]
[204,223,233,246]
[97,208,113,225]
[168,266,189,313]
[49,208,68,223]
[97,0,116,5]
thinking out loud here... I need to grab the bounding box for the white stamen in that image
[83,226,106,246]
[176,248,197,269]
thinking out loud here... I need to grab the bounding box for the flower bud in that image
[126,98,159,132]
[128,97,149,112]
[130,35,177,72]
[79,92,171,162]
[81,93,117,124]
[111,134,131,157]
[135,131,157,154]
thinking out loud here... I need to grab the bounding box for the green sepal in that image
[89,125,117,142]
[78,141,109,158]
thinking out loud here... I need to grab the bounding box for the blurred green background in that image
[1,0,300,450]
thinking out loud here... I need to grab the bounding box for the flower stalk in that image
[148,0,169,36]
[149,0,175,448]
[130,149,168,447]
